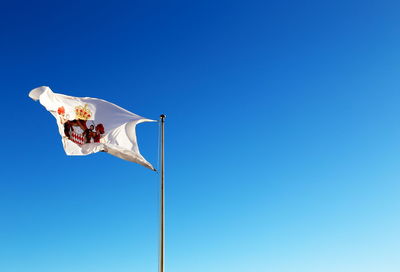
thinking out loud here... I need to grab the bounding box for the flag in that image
[29,86,155,170]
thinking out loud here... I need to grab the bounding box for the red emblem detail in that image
[58,106,65,115]
[64,120,105,145]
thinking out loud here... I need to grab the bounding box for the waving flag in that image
[29,86,155,170]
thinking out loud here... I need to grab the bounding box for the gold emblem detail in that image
[75,104,92,120]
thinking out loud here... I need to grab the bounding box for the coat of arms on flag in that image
[29,86,155,170]
[58,104,105,145]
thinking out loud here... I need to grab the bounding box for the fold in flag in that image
[29,86,155,170]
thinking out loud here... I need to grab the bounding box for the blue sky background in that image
[1,0,400,271]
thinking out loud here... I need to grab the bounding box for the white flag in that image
[29,86,155,170]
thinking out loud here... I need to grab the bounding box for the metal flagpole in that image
[159,114,166,272]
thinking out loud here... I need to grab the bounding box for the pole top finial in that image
[160,114,166,119]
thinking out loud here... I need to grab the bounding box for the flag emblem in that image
[58,104,106,145]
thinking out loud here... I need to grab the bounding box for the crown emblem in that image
[75,104,92,120]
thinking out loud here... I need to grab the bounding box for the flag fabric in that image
[29,86,155,170]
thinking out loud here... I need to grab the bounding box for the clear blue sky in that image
[1,0,400,271]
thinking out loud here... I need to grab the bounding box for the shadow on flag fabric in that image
[29,86,156,170]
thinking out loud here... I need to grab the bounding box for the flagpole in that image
[159,114,166,272]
